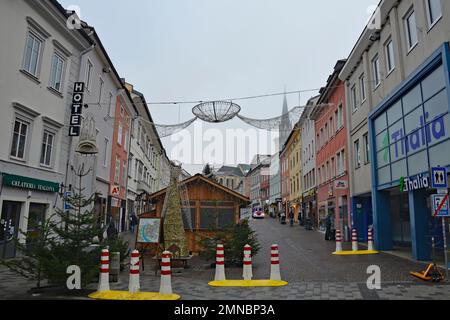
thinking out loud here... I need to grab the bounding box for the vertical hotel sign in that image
[69,82,85,136]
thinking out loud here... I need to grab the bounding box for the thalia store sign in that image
[400,174,430,192]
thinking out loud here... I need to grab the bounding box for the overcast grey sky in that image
[60,0,377,174]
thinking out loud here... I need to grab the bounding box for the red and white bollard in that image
[242,244,253,280]
[98,248,110,292]
[270,244,281,281]
[368,227,374,251]
[335,229,343,252]
[352,229,359,251]
[128,250,140,293]
[159,251,173,295]
[215,244,226,281]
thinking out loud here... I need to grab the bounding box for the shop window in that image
[375,129,389,152]
[377,166,391,185]
[422,65,445,101]
[402,85,422,115]
[429,138,450,168]
[407,150,428,176]
[374,113,387,135]
[377,148,390,169]
[427,113,450,147]
[391,159,407,182]
[424,89,447,121]
[390,138,406,162]
[218,209,235,228]
[404,107,424,135]
[387,101,403,126]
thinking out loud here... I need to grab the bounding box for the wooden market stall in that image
[141,174,250,254]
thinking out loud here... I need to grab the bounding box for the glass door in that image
[0,201,22,259]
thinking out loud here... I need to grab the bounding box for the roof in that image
[216,166,245,177]
[147,174,250,203]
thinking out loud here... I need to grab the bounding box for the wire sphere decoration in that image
[192,101,241,123]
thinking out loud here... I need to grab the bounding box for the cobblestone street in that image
[1,218,450,300]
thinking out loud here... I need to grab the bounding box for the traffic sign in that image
[64,191,72,210]
[431,167,447,189]
[432,194,449,217]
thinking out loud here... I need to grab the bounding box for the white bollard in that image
[242,244,253,280]
[128,250,140,293]
[159,251,173,295]
[215,244,226,281]
[368,227,374,251]
[335,229,343,252]
[97,248,110,292]
[352,229,359,251]
[270,244,281,281]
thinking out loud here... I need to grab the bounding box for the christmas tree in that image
[162,163,189,257]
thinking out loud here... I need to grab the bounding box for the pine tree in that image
[199,219,261,265]
[42,164,102,287]
[0,214,55,289]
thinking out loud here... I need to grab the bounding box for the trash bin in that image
[110,252,120,283]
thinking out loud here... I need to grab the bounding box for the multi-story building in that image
[311,60,350,234]
[66,26,129,231]
[280,143,290,216]
[247,155,271,210]
[0,0,93,258]
[340,0,450,261]
[215,165,248,195]
[125,83,169,220]
[300,95,319,225]
[269,153,281,217]
[284,122,302,222]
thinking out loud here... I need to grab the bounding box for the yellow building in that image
[285,122,302,222]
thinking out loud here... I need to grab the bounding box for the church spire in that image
[278,91,292,152]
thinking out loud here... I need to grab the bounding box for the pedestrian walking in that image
[288,209,294,227]
[129,213,138,233]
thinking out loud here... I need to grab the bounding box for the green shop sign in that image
[2,174,59,193]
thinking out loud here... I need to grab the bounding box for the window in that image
[121,161,127,187]
[103,138,109,167]
[331,157,335,178]
[23,32,42,77]
[329,117,333,136]
[354,140,361,168]
[107,93,113,117]
[10,119,29,160]
[363,134,370,164]
[117,123,123,145]
[114,157,120,184]
[359,74,366,102]
[85,60,93,90]
[337,152,342,176]
[324,124,328,143]
[98,78,104,104]
[351,85,358,112]
[49,53,64,91]
[385,39,395,73]
[426,0,442,27]
[405,9,418,50]
[372,55,381,87]
[124,130,128,151]
[40,130,54,167]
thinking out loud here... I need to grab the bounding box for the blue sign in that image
[64,191,72,210]
[432,194,449,217]
[431,167,447,189]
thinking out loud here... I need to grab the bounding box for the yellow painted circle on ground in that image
[332,250,379,256]
[88,291,181,300]
[208,280,288,287]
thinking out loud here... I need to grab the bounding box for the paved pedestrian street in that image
[1,218,450,300]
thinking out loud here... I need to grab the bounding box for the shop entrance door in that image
[0,201,22,259]
[390,192,411,246]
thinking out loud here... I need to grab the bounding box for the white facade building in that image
[0,0,92,258]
